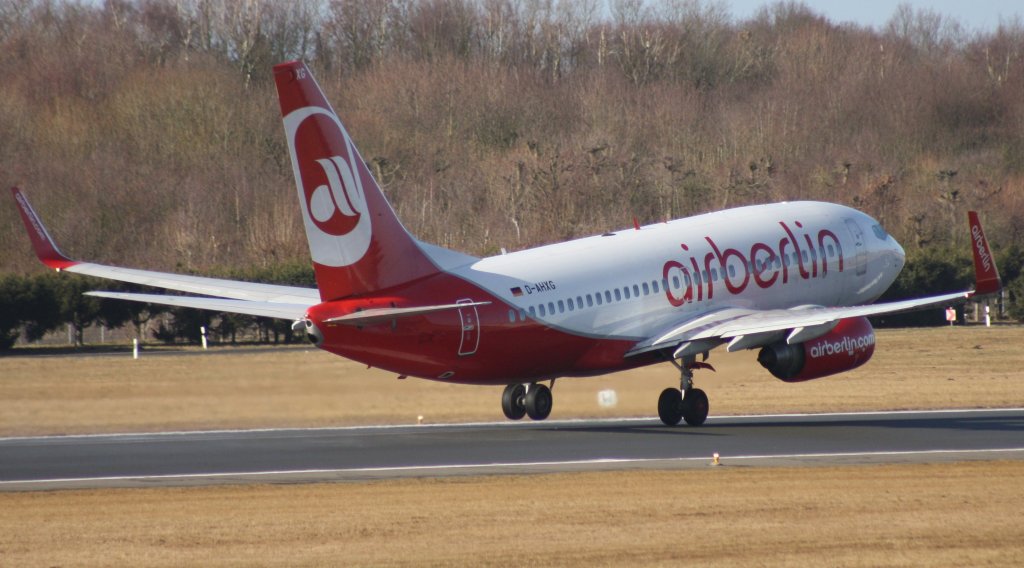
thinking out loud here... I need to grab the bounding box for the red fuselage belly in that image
[310,273,657,385]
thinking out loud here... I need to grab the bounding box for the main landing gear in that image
[501,382,553,421]
[658,356,711,426]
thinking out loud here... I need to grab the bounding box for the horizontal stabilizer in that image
[324,302,491,326]
[85,292,310,321]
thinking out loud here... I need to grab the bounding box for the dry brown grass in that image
[2,328,1022,566]
[1,461,1022,566]
[1,326,1022,436]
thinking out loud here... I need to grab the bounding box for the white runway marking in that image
[1,407,1021,442]
[2,447,1023,488]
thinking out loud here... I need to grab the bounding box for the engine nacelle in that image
[303,319,324,347]
[757,317,876,382]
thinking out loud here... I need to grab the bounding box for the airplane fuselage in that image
[309,201,906,384]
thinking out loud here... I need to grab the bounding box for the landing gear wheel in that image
[658,388,683,426]
[681,388,709,426]
[501,383,527,420]
[524,383,553,420]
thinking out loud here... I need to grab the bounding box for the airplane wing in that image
[629,210,1001,359]
[13,187,486,324]
[12,187,320,316]
[626,291,969,358]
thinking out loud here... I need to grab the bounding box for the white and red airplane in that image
[12,61,1002,426]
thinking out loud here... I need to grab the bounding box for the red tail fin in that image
[273,61,438,301]
[967,211,1001,296]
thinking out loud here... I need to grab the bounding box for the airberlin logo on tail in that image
[284,106,372,267]
[308,157,362,235]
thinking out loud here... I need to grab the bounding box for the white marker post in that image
[200,326,208,350]
[985,304,991,327]
[132,338,139,360]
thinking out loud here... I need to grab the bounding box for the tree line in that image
[1,0,1023,346]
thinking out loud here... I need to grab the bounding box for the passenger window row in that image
[507,279,665,323]
[505,245,840,323]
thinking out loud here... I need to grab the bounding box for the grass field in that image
[1,326,1022,436]
[1,462,1022,566]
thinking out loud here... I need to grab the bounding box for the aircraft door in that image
[456,298,480,356]
[844,218,867,276]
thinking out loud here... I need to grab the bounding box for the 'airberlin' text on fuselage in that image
[663,221,844,306]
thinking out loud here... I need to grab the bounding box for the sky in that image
[724,0,1023,32]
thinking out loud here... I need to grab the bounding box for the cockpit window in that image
[871,224,889,241]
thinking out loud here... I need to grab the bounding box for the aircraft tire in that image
[524,383,553,420]
[658,388,683,426]
[681,388,709,426]
[501,383,527,420]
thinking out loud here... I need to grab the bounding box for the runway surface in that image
[2,408,1023,491]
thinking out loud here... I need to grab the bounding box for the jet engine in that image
[757,317,876,382]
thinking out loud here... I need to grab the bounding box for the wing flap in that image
[71,263,319,303]
[85,292,311,321]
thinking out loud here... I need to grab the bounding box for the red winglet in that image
[10,187,77,271]
[967,211,1001,296]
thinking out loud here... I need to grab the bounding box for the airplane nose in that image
[891,238,906,272]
